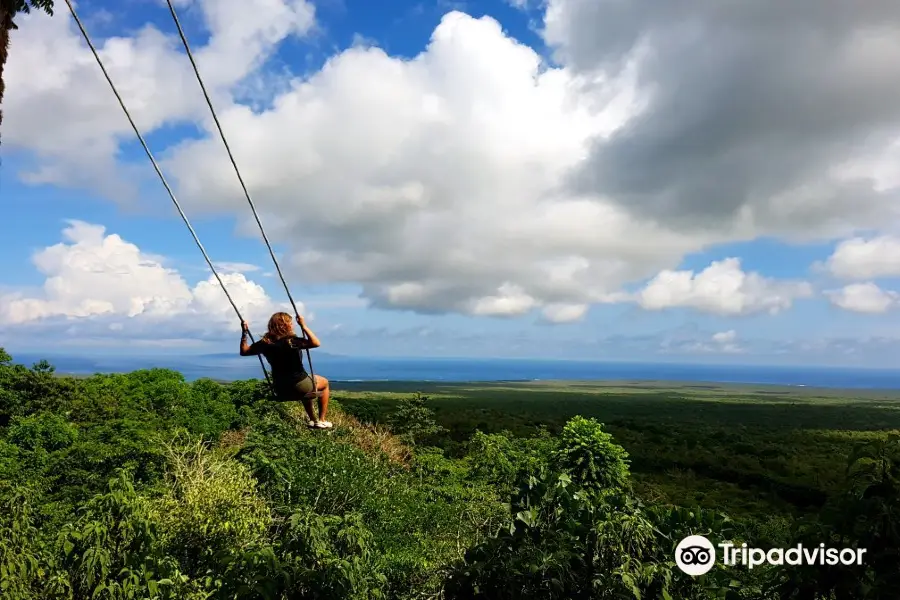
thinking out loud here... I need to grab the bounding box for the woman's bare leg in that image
[315,375,330,421]
[300,397,317,422]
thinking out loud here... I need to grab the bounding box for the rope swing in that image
[61,0,314,392]
[163,0,318,393]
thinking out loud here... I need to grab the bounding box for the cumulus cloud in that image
[545,0,900,238]
[0,221,293,334]
[825,236,900,280]
[636,258,812,316]
[160,11,716,318]
[7,6,717,320]
[826,282,898,314]
[4,0,315,196]
[7,1,900,322]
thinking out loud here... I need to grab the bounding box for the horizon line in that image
[5,348,900,372]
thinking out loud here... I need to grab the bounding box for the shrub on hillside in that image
[238,414,505,599]
[57,471,203,600]
[153,436,272,574]
[766,435,900,600]
[278,511,387,599]
[0,485,70,599]
[445,467,661,599]
[464,429,556,496]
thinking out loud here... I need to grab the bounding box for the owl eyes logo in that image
[681,545,712,565]
[675,535,716,575]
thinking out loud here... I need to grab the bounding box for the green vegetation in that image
[1,349,898,599]
[338,380,900,519]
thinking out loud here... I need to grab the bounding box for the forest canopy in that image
[0,348,897,599]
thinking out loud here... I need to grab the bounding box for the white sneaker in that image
[316,420,333,429]
[307,421,319,428]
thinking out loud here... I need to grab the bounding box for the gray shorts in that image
[276,376,315,401]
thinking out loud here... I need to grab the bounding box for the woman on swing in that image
[240,312,332,429]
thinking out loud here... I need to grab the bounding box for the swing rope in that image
[62,0,274,390]
[163,0,319,394]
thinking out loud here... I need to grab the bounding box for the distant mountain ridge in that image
[6,350,380,381]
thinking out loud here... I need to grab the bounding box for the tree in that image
[0,1,54,150]
[387,392,446,446]
[551,416,631,493]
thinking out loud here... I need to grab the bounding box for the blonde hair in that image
[262,312,294,343]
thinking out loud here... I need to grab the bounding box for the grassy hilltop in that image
[1,348,898,599]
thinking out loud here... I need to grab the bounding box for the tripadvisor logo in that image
[675,535,867,575]
[675,535,716,576]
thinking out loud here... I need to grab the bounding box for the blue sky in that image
[3,0,900,366]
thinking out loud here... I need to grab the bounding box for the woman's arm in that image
[239,321,261,356]
[296,315,321,348]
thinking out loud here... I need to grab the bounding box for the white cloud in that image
[711,330,741,353]
[541,303,589,323]
[160,11,715,318]
[8,7,716,321]
[7,2,900,324]
[636,258,813,316]
[0,221,294,332]
[4,0,315,196]
[712,330,736,344]
[214,262,261,274]
[466,283,537,317]
[826,282,898,314]
[825,236,900,280]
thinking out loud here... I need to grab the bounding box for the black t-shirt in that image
[245,336,311,390]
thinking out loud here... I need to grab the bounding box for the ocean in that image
[10,352,900,390]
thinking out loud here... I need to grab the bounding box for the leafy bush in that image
[57,471,201,600]
[238,414,504,598]
[153,436,272,574]
[0,485,69,599]
[448,467,655,599]
[279,511,387,599]
[446,416,682,600]
[465,429,556,495]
